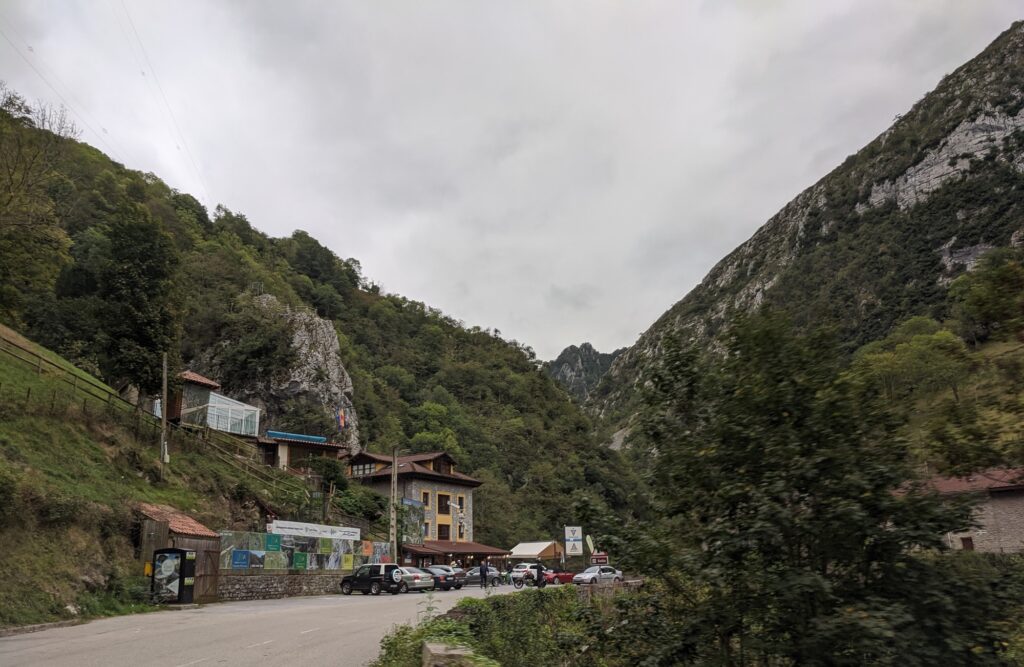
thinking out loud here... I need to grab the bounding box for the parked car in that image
[427,565,465,590]
[397,567,435,592]
[543,569,575,585]
[572,565,623,585]
[340,563,404,595]
[464,566,501,587]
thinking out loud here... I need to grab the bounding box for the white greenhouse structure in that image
[181,392,261,437]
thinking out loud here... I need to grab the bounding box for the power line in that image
[0,23,126,163]
[0,13,135,165]
[118,0,212,208]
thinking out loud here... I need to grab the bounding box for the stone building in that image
[933,468,1024,553]
[347,451,508,565]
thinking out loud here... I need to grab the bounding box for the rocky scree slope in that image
[546,342,624,402]
[591,20,1024,422]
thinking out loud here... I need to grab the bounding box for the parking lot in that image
[0,585,513,667]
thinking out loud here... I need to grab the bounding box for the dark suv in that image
[340,563,403,595]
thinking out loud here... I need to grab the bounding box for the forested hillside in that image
[0,83,637,549]
[593,21,1024,424]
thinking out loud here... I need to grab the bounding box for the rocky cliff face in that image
[591,21,1024,421]
[546,343,624,402]
[199,294,360,451]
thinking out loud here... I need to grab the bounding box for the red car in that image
[543,569,575,585]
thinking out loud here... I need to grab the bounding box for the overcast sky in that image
[2,2,1020,358]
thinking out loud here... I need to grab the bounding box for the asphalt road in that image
[0,585,512,667]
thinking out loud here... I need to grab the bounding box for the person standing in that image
[479,557,488,589]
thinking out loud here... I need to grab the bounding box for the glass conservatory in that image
[181,391,261,437]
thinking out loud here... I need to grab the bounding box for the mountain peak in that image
[546,343,624,402]
[591,20,1024,421]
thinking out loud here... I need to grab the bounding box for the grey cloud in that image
[2,0,1021,358]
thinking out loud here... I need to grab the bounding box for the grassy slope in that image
[0,336,306,627]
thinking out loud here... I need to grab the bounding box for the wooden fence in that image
[0,331,387,536]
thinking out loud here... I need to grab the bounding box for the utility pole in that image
[389,446,399,563]
[160,352,169,478]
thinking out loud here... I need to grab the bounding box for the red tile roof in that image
[424,540,510,556]
[360,460,481,487]
[138,502,220,538]
[929,468,1024,494]
[402,540,510,556]
[179,370,220,390]
[353,451,453,465]
[350,451,480,486]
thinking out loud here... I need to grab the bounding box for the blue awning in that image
[265,430,327,444]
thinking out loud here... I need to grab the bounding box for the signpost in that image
[590,552,609,565]
[564,526,583,557]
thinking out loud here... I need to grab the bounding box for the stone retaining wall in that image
[218,570,346,601]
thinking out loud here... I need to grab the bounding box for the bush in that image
[372,617,478,667]
[372,587,584,667]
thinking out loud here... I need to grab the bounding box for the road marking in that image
[300,627,320,634]
[173,659,207,667]
[244,640,274,648]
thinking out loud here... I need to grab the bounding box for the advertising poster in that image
[265,534,281,552]
[319,538,333,555]
[343,553,354,570]
[292,552,308,570]
[249,551,266,568]
[231,550,250,569]
[361,540,374,557]
[264,552,288,569]
[153,552,182,601]
[372,542,390,563]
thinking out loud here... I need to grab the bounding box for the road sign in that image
[591,552,608,565]
[565,525,583,557]
[586,535,595,554]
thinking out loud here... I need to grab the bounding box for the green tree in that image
[949,250,1024,345]
[99,201,179,394]
[854,327,971,402]
[618,313,1015,665]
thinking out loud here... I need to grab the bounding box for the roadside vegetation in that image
[375,252,1024,665]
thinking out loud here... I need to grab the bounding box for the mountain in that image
[591,20,1024,422]
[0,83,641,555]
[546,343,624,401]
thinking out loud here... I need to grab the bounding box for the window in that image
[421,491,430,508]
[438,494,451,515]
[438,524,450,540]
[355,565,370,578]
[423,522,430,539]
[961,536,975,551]
[352,463,375,476]
[436,460,452,474]
[457,495,465,511]
[458,523,465,540]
